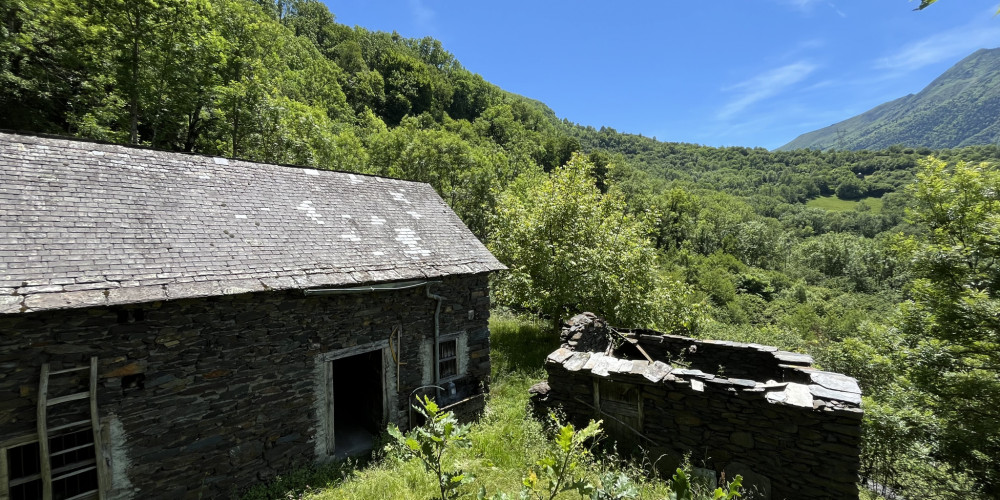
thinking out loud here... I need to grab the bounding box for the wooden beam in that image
[37,363,52,500]
[89,357,108,500]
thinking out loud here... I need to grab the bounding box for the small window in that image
[6,441,42,500]
[116,308,144,324]
[438,339,458,379]
[4,429,99,500]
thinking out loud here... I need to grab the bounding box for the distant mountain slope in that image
[779,48,1000,151]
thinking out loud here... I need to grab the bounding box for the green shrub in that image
[388,396,476,500]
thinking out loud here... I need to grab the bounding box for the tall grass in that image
[306,311,559,499]
[487,310,555,379]
[241,311,555,499]
[244,311,678,499]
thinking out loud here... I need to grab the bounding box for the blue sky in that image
[325,1,1000,149]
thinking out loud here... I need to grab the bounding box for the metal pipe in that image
[425,284,445,387]
[408,384,444,429]
[303,280,440,295]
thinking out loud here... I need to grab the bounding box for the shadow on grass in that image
[241,311,558,499]
[489,311,560,378]
[238,458,359,500]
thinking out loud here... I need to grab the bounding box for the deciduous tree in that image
[898,158,1000,495]
[489,153,697,330]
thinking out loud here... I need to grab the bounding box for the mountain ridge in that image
[778,47,1000,151]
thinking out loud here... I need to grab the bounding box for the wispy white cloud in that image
[829,2,847,18]
[718,62,818,119]
[776,0,824,11]
[683,104,840,149]
[774,0,845,16]
[778,38,827,60]
[876,22,1000,71]
[801,79,836,91]
[407,0,436,34]
[797,39,828,50]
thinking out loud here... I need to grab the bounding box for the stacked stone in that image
[560,312,611,353]
[542,314,863,500]
[0,273,492,499]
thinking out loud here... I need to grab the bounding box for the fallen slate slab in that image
[563,352,592,372]
[810,371,861,394]
[785,383,815,407]
[643,360,672,383]
[767,382,814,407]
[546,347,574,365]
[774,351,813,365]
[582,353,606,371]
[591,355,616,377]
[809,384,862,405]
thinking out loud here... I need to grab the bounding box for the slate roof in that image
[0,132,505,314]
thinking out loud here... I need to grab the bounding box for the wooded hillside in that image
[3,1,999,498]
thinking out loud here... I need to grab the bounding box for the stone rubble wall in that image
[543,313,863,500]
[0,273,491,499]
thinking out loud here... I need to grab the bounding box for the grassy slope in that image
[243,313,676,500]
[312,313,559,499]
[241,311,885,499]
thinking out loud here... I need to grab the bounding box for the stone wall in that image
[541,313,862,500]
[0,274,491,499]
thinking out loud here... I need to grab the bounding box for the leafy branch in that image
[388,395,475,500]
[522,415,603,500]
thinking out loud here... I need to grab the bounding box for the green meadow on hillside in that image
[806,196,884,213]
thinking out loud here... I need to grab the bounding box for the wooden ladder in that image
[36,356,107,500]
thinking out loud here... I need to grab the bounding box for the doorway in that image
[330,349,384,457]
[596,379,643,450]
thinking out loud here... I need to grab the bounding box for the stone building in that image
[0,132,505,499]
[536,313,863,500]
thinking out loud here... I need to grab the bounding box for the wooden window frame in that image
[438,338,459,381]
[1,426,107,500]
[321,340,391,456]
[1,435,40,500]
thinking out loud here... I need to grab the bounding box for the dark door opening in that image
[331,349,384,457]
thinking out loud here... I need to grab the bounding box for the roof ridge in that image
[0,129,424,186]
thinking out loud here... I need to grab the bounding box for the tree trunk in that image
[184,103,203,152]
[129,30,140,144]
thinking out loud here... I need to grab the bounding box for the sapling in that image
[522,414,603,500]
[668,468,743,500]
[388,395,475,500]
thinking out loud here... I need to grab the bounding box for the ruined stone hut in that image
[0,132,505,499]
[535,313,863,500]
